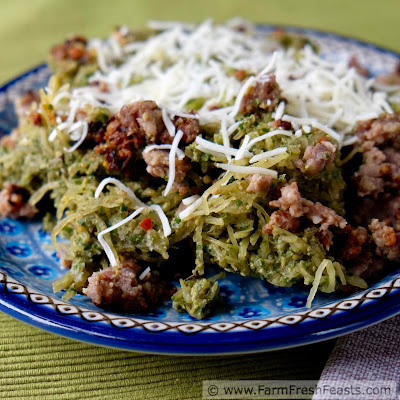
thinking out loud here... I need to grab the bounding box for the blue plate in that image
[0,26,399,355]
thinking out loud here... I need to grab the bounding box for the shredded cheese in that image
[64,121,89,153]
[138,266,151,281]
[274,101,285,120]
[247,129,293,150]
[143,144,185,159]
[149,204,172,237]
[164,129,184,196]
[249,147,287,164]
[98,207,145,267]
[216,163,278,177]
[95,177,145,206]
[48,20,394,158]
[161,108,176,137]
[182,194,200,205]
[196,136,252,159]
[235,135,251,161]
[178,197,203,220]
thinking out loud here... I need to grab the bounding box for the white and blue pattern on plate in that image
[0,26,400,355]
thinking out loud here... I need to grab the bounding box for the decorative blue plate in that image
[0,26,399,355]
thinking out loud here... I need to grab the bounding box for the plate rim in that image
[0,269,399,355]
[0,24,400,355]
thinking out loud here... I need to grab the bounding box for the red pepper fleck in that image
[139,218,153,231]
[317,136,330,143]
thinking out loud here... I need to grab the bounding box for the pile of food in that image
[1,19,400,319]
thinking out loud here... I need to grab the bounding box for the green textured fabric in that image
[0,313,335,399]
[0,1,399,399]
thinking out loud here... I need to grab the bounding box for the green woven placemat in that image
[0,312,334,400]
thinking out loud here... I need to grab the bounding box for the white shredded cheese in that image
[235,135,251,161]
[227,120,242,136]
[98,207,145,267]
[164,130,184,196]
[64,121,89,153]
[274,101,285,120]
[311,121,341,142]
[178,197,203,220]
[182,194,200,205]
[216,163,278,178]
[143,144,185,160]
[294,129,303,138]
[47,20,394,157]
[229,76,256,118]
[138,266,151,281]
[161,108,176,137]
[342,136,359,146]
[149,204,172,237]
[195,136,252,159]
[95,177,145,206]
[95,178,171,237]
[249,147,287,164]
[247,129,293,150]
[220,117,231,161]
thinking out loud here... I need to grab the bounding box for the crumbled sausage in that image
[239,74,282,115]
[316,230,334,248]
[340,226,370,260]
[269,182,305,218]
[142,149,192,194]
[0,183,37,219]
[268,182,347,240]
[263,210,300,234]
[50,35,91,64]
[83,259,172,312]
[173,115,200,144]
[95,101,168,175]
[268,119,293,131]
[246,174,273,193]
[306,201,347,232]
[95,101,200,177]
[14,90,40,120]
[346,248,378,280]
[349,56,369,77]
[84,120,107,147]
[355,113,400,149]
[369,218,400,262]
[295,139,336,175]
[354,142,400,198]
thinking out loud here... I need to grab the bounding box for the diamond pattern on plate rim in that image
[242,320,271,330]
[0,268,399,332]
[335,300,360,310]
[81,311,105,322]
[143,322,169,332]
[29,293,51,304]
[366,289,388,299]
[308,308,333,318]
[110,318,136,328]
